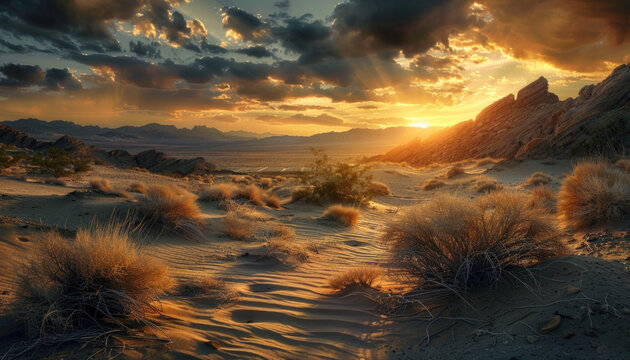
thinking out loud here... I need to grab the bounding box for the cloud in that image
[277,104,334,111]
[0,63,80,90]
[256,113,345,126]
[235,45,273,58]
[221,7,271,42]
[274,0,290,11]
[129,40,161,58]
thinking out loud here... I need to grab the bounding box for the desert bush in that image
[259,177,273,188]
[222,212,256,240]
[14,222,172,338]
[178,276,223,296]
[129,182,147,194]
[200,183,280,208]
[138,185,203,236]
[366,181,391,196]
[558,160,630,229]
[230,175,253,184]
[615,158,630,172]
[199,183,237,201]
[443,165,465,179]
[300,148,374,204]
[422,178,445,191]
[44,177,66,186]
[0,147,26,169]
[329,267,381,291]
[528,185,555,213]
[524,171,552,187]
[265,237,312,262]
[473,177,502,193]
[383,192,563,292]
[89,178,113,192]
[274,175,287,182]
[290,186,312,202]
[321,205,360,226]
[29,148,90,177]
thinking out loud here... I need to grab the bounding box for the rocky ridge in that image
[375,63,630,166]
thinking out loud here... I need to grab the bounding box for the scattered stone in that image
[584,329,598,338]
[563,331,574,339]
[566,285,581,295]
[621,307,630,315]
[205,340,222,350]
[540,316,561,333]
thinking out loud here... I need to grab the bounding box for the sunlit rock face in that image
[377,63,630,165]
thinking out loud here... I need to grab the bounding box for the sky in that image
[0,0,628,136]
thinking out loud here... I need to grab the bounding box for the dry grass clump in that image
[222,212,256,240]
[366,181,392,196]
[558,160,630,229]
[221,203,278,240]
[290,186,312,202]
[44,177,66,186]
[230,175,254,184]
[329,266,381,291]
[274,175,287,182]
[259,177,273,188]
[443,165,465,179]
[89,178,113,192]
[128,182,147,194]
[178,276,223,296]
[615,158,630,172]
[321,205,360,226]
[524,171,552,187]
[265,237,312,262]
[199,183,237,201]
[473,177,502,193]
[527,185,555,213]
[422,178,445,191]
[14,222,172,338]
[383,192,563,292]
[138,185,204,236]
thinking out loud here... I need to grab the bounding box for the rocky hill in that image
[0,124,216,176]
[375,63,630,166]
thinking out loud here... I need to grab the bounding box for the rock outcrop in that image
[0,125,216,176]
[375,63,630,166]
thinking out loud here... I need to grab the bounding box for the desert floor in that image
[1,159,629,359]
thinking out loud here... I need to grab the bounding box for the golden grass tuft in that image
[524,171,552,187]
[129,182,147,194]
[290,186,312,202]
[14,221,173,338]
[443,165,465,179]
[89,178,112,192]
[366,181,392,196]
[422,178,445,191]
[200,183,281,208]
[138,185,204,236]
[259,177,273,188]
[615,158,630,172]
[199,183,237,201]
[558,160,630,229]
[473,177,502,193]
[527,185,555,213]
[222,212,256,240]
[178,276,223,296]
[328,266,381,291]
[383,192,564,292]
[322,205,359,226]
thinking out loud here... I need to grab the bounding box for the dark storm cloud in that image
[129,41,162,58]
[235,46,273,58]
[227,62,274,81]
[274,0,290,11]
[221,7,271,42]
[43,68,82,90]
[271,16,336,64]
[202,43,229,54]
[0,63,80,90]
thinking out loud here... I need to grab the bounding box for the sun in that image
[410,121,430,128]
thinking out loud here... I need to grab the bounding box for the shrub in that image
[178,276,223,296]
[321,205,359,226]
[14,222,172,338]
[265,237,311,262]
[329,267,381,291]
[300,148,374,204]
[0,147,25,169]
[72,158,91,173]
[274,175,287,182]
[615,158,630,172]
[259,177,273,188]
[422,178,445,191]
[557,160,630,229]
[200,183,280,208]
[30,148,74,177]
[129,182,147,194]
[366,181,392,196]
[524,172,552,187]
[528,185,555,213]
[222,212,256,240]
[473,177,502,193]
[290,186,312,202]
[89,178,113,192]
[199,183,237,201]
[138,185,203,236]
[444,165,465,179]
[382,192,563,292]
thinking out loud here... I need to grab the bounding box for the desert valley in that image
[1,1,630,359]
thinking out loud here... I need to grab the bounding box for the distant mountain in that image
[0,119,260,142]
[374,63,630,166]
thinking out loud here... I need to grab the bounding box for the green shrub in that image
[300,148,374,204]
